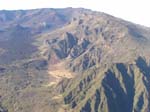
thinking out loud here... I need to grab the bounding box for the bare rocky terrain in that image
[0,8,150,112]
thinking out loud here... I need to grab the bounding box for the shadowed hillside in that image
[0,8,150,112]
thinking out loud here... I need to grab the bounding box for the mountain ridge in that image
[0,8,150,112]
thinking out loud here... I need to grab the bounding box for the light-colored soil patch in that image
[46,61,75,86]
[52,94,63,100]
[49,69,73,79]
[43,82,57,87]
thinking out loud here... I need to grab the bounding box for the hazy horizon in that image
[0,0,150,27]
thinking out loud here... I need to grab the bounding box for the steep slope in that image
[0,8,150,112]
[62,57,150,112]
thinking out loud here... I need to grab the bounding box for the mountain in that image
[0,8,150,112]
